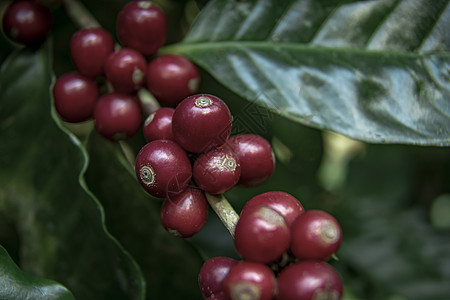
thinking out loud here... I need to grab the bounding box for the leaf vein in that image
[308,1,343,45]
[417,1,450,52]
[265,0,297,41]
[364,0,402,49]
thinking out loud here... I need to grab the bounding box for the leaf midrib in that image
[162,41,449,59]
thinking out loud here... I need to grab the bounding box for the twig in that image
[118,140,136,174]
[138,88,161,117]
[205,193,239,238]
[62,0,101,28]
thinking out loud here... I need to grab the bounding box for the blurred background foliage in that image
[1,0,449,299]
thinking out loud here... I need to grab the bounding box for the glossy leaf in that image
[0,245,74,300]
[164,0,450,146]
[0,43,145,299]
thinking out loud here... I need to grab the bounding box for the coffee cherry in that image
[205,294,226,300]
[70,28,115,78]
[241,191,304,227]
[52,72,99,123]
[193,147,240,195]
[290,210,342,261]
[277,260,343,300]
[143,107,175,142]
[93,92,142,141]
[104,48,147,93]
[172,94,232,153]
[135,140,192,198]
[226,134,275,187]
[116,1,166,56]
[2,0,52,45]
[160,186,208,238]
[223,261,276,300]
[198,257,238,299]
[146,54,200,107]
[234,205,290,264]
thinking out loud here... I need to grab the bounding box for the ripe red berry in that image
[147,54,200,107]
[172,94,232,153]
[227,134,275,187]
[241,191,304,227]
[2,0,52,45]
[52,72,99,123]
[277,260,343,300]
[104,47,147,93]
[290,210,342,261]
[234,205,290,264]
[93,92,142,141]
[160,186,208,238]
[143,107,175,142]
[70,28,115,78]
[193,147,241,195]
[135,140,192,198]
[116,1,167,56]
[223,261,276,300]
[198,257,238,299]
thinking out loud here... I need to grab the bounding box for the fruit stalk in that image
[205,193,239,238]
[62,0,101,28]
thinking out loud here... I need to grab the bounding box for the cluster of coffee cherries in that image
[135,92,276,237]
[198,191,343,300]
[50,1,201,141]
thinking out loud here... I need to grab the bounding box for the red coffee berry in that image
[104,47,147,93]
[135,140,192,198]
[227,134,275,187]
[52,72,99,123]
[147,54,200,107]
[205,295,225,300]
[143,107,175,142]
[193,147,240,195]
[290,210,342,261]
[116,1,167,56]
[223,261,276,300]
[160,186,208,238]
[93,92,142,141]
[2,0,52,45]
[234,205,290,264]
[70,28,115,78]
[172,94,232,153]
[198,257,238,299]
[277,260,343,300]
[241,191,304,227]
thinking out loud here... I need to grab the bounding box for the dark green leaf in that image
[0,43,145,299]
[0,245,74,300]
[163,0,450,146]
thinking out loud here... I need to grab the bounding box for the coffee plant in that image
[1,0,449,299]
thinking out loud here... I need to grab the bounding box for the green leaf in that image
[0,43,145,299]
[163,0,450,146]
[0,245,74,300]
